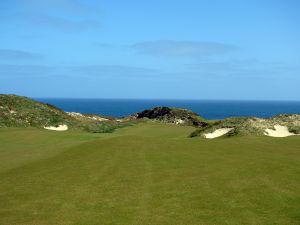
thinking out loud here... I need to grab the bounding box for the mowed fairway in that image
[0,122,300,225]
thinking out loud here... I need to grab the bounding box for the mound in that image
[135,106,208,127]
[0,94,135,133]
[0,94,76,128]
[190,115,300,138]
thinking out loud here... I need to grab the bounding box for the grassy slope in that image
[0,94,137,133]
[0,122,299,225]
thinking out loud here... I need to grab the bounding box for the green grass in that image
[0,122,300,225]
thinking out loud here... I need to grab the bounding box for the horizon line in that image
[32,97,300,102]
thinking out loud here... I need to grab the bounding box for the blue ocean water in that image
[36,98,300,120]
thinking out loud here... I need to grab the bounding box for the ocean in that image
[36,98,300,120]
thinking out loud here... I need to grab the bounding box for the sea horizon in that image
[33,96,300,102]
[36,98,300,120]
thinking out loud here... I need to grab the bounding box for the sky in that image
[0,0,299,100]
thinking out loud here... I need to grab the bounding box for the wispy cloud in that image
[0,49,43,60]
[186,59,259,73]
[3,0,101,32]
[71,65,158,78]
[0,64,54,77]
[16,0,99,15]
[20,13,100,31]
[0,63,159,79]
[183,59,300,80]
[132,40,238,58]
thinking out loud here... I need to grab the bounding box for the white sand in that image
[264,125,296,137]
[67,112,108,121]
[204,128,233,139]
[67,112,82,117]
[175,119,185,125]
[92,116,108,121]
[44,124,68,131]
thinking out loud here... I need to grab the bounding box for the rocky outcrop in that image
[135,106,208,127]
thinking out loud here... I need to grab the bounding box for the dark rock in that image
[135,106,208,127]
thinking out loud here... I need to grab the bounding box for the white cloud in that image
[20,13,100,31]
[0,49,43,60]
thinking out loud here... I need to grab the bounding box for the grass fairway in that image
[0,122,300,225]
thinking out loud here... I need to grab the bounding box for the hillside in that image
[190,114,300,138]
[0,94,134,133]
[0,94,76,128]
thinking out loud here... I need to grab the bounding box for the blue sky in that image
[0,0,299,100]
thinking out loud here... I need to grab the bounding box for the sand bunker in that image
[44,124,68,131]
[204,128,233,139]
[264,125,296,137]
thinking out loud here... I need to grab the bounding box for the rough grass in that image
[0,94,136,133]
[190,115,300,138]
[0,94,74,128]
[0,122,300,225]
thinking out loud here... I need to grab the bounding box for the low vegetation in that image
[0,94,135,133]
[0,94,74,128]
[190,115,300,138]
[1,94,299,138]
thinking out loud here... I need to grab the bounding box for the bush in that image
[288,126,300,134]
